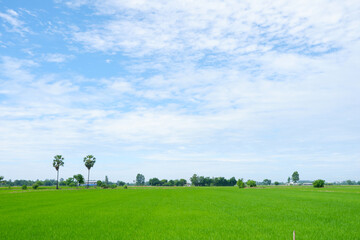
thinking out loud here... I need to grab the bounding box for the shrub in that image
[246,180,257,187]
[313,179,325,188]
[237,179,245,188]
[22,185,27,190]
[32,183,39,189]
[69,182,76,187]
[123,185,128,189]
[111,184,117,189]
[101,183,109,189]
[274,181,280,185]
[97,180,102,187]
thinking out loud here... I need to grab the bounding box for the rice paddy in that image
[1,186,359,239]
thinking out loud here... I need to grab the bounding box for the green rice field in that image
[1,186,359,239]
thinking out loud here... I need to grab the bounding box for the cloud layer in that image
[0,0,359,181]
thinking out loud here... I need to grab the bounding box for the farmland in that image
[1,186,359,239]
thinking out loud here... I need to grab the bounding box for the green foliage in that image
[22,185,27,190]
[105,176,109,185]
[32,183,39,189]
[292,171,300,183]
[136,173,145,186]
[313,179,325,188]
[263,179,271,185]
[111,184,117,189]
[83,155,96,170]
[123,185,128,189]
[52,155,64,170]
[73,174,85,186]
[65,177,75,186]
[101,183,109,189]
[237,178,245,188]
[97,180,102,187]
[117,181,126,186]
[274,181,280,186]
[246,180,257,187]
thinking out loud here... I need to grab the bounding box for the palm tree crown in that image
[84,155,96,169]
[53,155,64,170]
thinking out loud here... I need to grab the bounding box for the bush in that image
[96,180,102,187]
[313,179,325,188]
[246,180,257,187]
[123,185,128,189]
[274,181,280,185]
[69,182,76,187]
[22,185,27,190]
[32,183,39,190]
[237,179,245,188]
[111,184,117,189]
[101,183,109,189]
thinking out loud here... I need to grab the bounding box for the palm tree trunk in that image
[56,170,59,190]
[87,169,90,188]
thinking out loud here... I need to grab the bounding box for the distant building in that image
[303,182,313,186]
[81,180,98,186]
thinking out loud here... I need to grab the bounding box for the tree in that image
[149,178,160,186]
[287,177,291,183]
[313,179,325,188]
[53,155,64,190]
[117,181,126,186]
[274,181,280,186]
[229,177,237,186]
[237,178,245,188]
[0,176,4,187]
[136,173,145,186]
[105,176,109,185]
[246,180,257,187]
[84,155,96,188]
[263,179,271,185]
[65,177,75,186]
[73,174,85,187]
[292,171,299,183]
[97,180,102,187]
[190,174,199,186]
[179,179,187,186]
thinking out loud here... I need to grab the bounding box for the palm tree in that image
[53,155,64,190]
[84,155,96,188]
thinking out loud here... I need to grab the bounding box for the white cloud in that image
[42,53,74,63]
[0,9,29,35]
[69,0,360,57]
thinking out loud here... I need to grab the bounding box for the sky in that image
[0,0,359,183]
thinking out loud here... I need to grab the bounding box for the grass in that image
[1,186,359,239]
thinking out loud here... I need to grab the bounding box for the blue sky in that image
[0,0,359,182]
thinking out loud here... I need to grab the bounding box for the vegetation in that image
[190,174,236,186]
[237,178,245,188]
[52,155,64,190]
[32,183,39,189]
[149,178,187,186]
[73,174,85,187]
[22,185,27,190]
[263,179,271,185]
[246,180,257,187]
[136,173,145,186]
[274,181,280,185]
[292,171,300,183]
[313,179,325,188]
[83,155,96,188]
[1,186,359,239]
[123,185,128,189]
